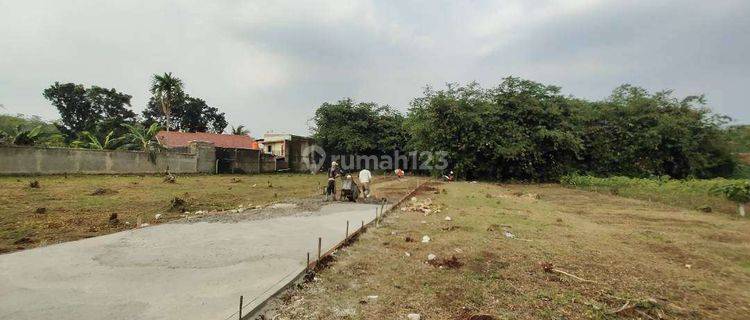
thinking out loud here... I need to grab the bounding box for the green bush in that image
[710,181,750,216]
[402,78,737,181]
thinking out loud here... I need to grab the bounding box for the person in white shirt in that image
[358,168,372,198]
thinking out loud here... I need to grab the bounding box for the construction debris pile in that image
[400,197,442,215]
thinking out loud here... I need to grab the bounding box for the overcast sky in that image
[1,0,748,136]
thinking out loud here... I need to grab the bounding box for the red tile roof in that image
[156,131,258,150]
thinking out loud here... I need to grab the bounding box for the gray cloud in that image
[1,0,748,137]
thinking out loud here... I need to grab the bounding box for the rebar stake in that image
[239,295,243,320]
[317,237,322,261]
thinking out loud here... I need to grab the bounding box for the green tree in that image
[178,96,227,133]
[42,82,94,139]
[311,98,407,159]
[406,78,582,180]
[42,82,135,141]
[576,85,736,178]
[726,125,750,153]
[142,95,227,133]
[86,86,136,138]
[150,72,184,132]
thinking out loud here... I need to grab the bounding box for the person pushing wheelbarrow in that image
[341,174,359,202]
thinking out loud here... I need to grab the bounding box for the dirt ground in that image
[0,173,415,254]
[268,182,750,319]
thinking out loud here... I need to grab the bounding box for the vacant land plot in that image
[0,173,412,254]
[269,182,750,319]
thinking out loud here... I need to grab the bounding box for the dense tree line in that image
[575,85,734,179]
[311,77,741,180]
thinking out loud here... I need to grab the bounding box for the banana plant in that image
[120,123,162,151]
[119,123,165,164]
[2,125,48,146]
[71,131,119,150]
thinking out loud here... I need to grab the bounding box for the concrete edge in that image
[241,178,430,320]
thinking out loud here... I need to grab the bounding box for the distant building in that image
[156,131,275,173]
[256,133,315,172]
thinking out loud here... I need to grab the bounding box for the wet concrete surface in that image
[0,202,385,320]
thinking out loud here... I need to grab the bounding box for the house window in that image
[267,145,272,153]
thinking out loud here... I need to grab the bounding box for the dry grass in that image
[0,173,334,254]
[0,173,416,254]
[270,182,750,319]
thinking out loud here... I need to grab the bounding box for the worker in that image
[326,161,341,201]
[395,168,405,178]
[442,170,454,181]
[341,174,359,202]
[359,168,372,198]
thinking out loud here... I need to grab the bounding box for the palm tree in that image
[150,72,183,131]
[231,125,249,136]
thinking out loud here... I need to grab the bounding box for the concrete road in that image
[0,202,384,320]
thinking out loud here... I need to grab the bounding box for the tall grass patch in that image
[560,174,747,215]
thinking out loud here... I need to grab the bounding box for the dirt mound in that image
[512,191,540,200]
[163,173,176,183]
[13,237,35,245]
[414,182,441,195]
[428,255,463,269]
[90,188,118,196]
[108,213,119,225]
[169,197,188,212]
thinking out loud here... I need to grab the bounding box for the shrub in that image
[710,181,750,216]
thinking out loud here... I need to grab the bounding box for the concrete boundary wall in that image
[0,145,202,175]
